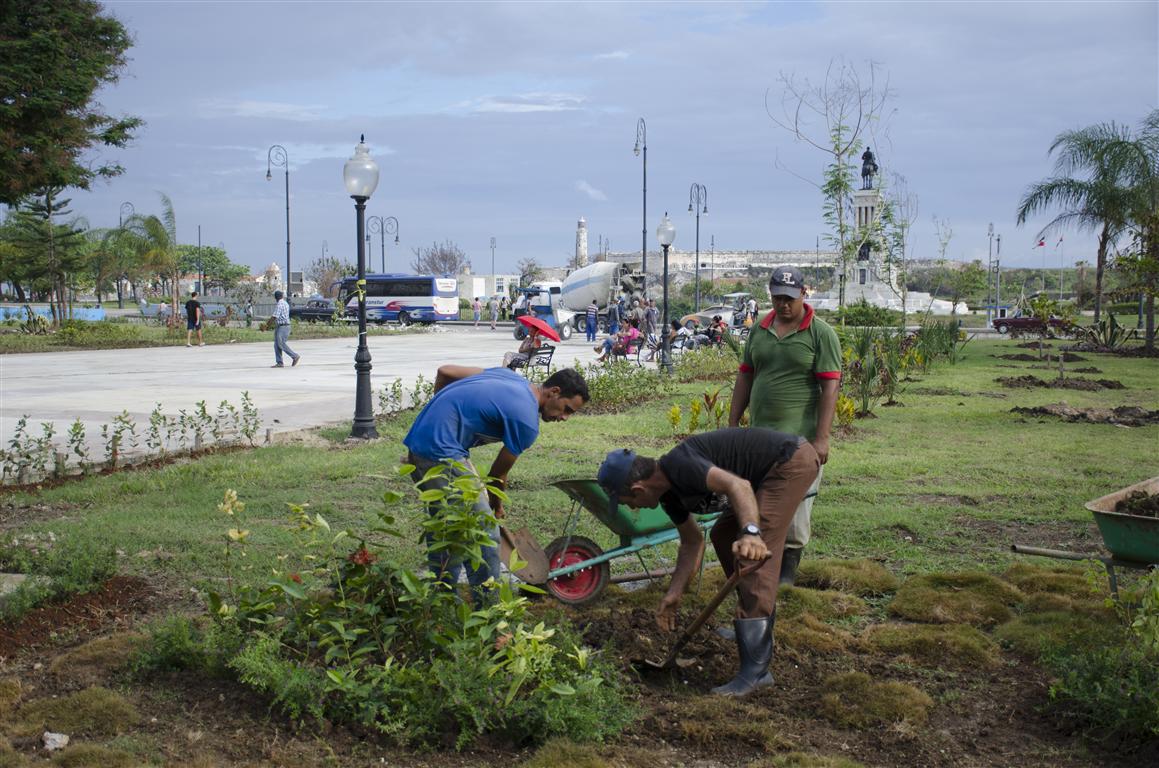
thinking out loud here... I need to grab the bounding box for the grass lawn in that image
[2,337,1155,596]
[0,336,1156,768]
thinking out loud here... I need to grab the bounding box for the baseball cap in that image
[769,266,805,297]
[598,448,636,514]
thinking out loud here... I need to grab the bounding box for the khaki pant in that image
[785,466,823,550]
[709,442,821,618]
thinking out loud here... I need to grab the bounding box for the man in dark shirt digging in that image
[598,427,819,696]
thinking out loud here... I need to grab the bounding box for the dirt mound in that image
[997,375,1125,391]
[998,353,1042,361]
[0,576,154,659]
[1072,366,1103,373]
[1114,490,1159,518]
[1011,403,1159,426]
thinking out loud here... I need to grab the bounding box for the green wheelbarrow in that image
[500,479,724,605]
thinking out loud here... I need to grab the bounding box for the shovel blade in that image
[499,526,549,584]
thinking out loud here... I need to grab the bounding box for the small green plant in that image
[410,373,435,409]
[239,391,261,446]
[667,405,682,433]
[205,477,634,749]
[687,399,702,433]
[67,419,89,474]
[145,403,167,455]
[192,400,213,448]
[834,393,856,429]
[31,421,56,478]
[3,415,33,482]
[101,411,138,469]
[1081,312,1138,350]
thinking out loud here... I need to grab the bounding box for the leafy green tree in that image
[176,245,249,293]
[7,188,87,323]
[1016,122,1134,324]
[0,1,142,205]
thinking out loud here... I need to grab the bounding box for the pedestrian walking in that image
[185,291,204,347]
[271,290,300,368]
[473,297,482,327]
[585,300,598,342]
[489,296,500,330]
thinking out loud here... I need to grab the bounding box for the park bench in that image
[509,345,555,379]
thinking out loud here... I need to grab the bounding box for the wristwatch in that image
[738,523,761,538]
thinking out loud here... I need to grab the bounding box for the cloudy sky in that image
[68,0,1157,277]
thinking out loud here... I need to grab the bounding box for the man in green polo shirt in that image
[728,266,841,584]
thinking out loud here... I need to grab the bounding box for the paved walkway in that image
[0,326,605,452]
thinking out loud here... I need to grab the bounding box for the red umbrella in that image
[517,314,561,342]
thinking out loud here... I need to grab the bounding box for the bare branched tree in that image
[411,240,469,275]
[883,171,919,319]
[517,257,543,286]
[305,255,354,297]
[767,58,893,308]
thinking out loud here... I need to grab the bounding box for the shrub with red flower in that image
[347,547,377,566]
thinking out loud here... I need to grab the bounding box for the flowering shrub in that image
[204,470,633,749]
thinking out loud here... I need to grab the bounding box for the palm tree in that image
[1016,122,1134,324]
[1099,109,1159,352]
[123,193,180,323]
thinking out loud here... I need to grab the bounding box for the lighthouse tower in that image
[575,217,589,267]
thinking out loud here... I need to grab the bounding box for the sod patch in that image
[50,744,137,768]
[888,572,1024,626]
[0,740,24,768]
[993,611,1112,657]
[777,586,867,621]
[860,623,1000,668]
[11,687,139,738]
[795,558,899,596]
[520,739,609,768]
[48,633,145,686]
[676,696,795,752]
[0,680,19,720]
[819,671,933,730]
[777,613,854,654]
[1002,563,1094,599]
[750,753,868,768]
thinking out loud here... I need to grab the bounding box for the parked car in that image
[991,314,1074,337]
[290,298,339,323]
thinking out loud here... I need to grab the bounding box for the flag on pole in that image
[1035,238,1045,248]
[1056,235,1064,247]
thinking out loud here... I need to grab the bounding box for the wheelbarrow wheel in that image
[544,535,609,605]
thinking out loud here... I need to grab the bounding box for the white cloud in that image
[196,99,326,122]
[456,92,586,114]
[575,180,607,201]
[593,50,630,61]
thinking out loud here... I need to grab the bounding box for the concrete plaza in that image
[0,325,606,451]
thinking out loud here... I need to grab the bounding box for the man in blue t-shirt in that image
[404,365,590,603]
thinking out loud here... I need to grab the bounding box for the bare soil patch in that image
[996,375,1125,391]
[950,515,1103,555]
[1010,403,1159,427]
[0,567,1151,766]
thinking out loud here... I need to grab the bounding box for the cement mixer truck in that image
[513,261,641,341]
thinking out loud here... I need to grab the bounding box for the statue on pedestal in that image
[860,148,878,190]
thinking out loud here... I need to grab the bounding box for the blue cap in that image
[769,266,805,297]
[598,448,636,514]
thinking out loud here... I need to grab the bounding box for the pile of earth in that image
[997,352,1086,362]
[996,375,1124,391]
[1010,402,1159,427]
[1115,490,1159,518]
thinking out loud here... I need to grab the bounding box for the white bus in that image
[338,274,459,325]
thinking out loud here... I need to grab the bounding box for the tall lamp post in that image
[986,223,994,327]
[266,144,291,303]
[634,118,647,296]
[490,236,496,276]
[656,213,676,374]
[994,234,1002,319]
[117,202,134,308]
[344,135,380,440]
[367,216,400,273]
[688,183,707,311]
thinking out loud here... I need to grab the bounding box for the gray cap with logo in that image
[769,266,805,297]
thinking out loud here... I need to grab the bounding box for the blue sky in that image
[66,0,1158,276]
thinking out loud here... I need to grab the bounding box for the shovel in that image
[639,567,743,670]
[498,526,550,584]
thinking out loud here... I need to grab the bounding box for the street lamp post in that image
[656,213,676,374]
[266,144,291,303]
[986,223,994,327]
[634,118,647,296]
[197,225,203,295]
[117,202,134,308]
[367,216,400,273]
[343,135,381,440]
[688,183,708,311]
[994,234,1002,318]
[490,236,496,277]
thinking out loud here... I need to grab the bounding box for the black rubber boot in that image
[711,615,774,697]
[779,547,803,586]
